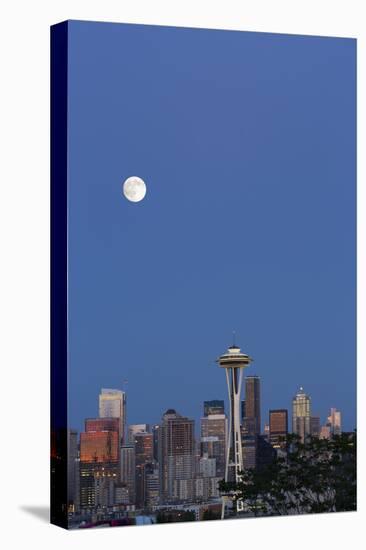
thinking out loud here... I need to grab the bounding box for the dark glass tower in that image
[134,432,153,509]
[243,376,261,436]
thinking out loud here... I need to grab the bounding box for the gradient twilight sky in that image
[67,21,356,435]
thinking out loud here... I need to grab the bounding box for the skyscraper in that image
[243,376,261,436]
[120,444,135,504]
[203,400,225,416]
[269,409,288,449]
[85,417,120,436]
[327,408,342,435]
[292,387,311,443]
[242,435,257,469]
[144,462,160,510]
[241,400,246,423]
[152,424,160,462]
[134,432,153,509]
[99,388,126,445]
[81,418,120,462]
[242,433,276,470]
[128,424,150,444]
[319,425,331,439]
[159,409,195,503]
[79,417,120,509]
[310,416,320,437]
[200,414,227,478]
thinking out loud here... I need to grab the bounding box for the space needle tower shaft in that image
[217,343,252,518]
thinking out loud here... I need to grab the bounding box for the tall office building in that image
[79,418,120,509]
[319,425,331,439]
[134,432,153,509]
[242,435,257,469]
[194,438,202,476]
[310,416,320,437]
[144,462,160,509]
[99,388,126,445]
[152,424,160,462]
[159,409,195,503]
[81,418,120,462]
[269,409,288,449]
[243,376,261,436]
[242,433,276,470]
[292,387,311,443]
[85,417,120,436]
[203,400,225,416]
[200,414,227,478]
[128,424,150,444]
[327,408,342,435]
[120,444,135,504]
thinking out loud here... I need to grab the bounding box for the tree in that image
[156,509,196,523]
[219,432,356,516]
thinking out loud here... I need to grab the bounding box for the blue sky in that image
[67,21,356,435]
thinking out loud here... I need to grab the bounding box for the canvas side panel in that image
[50,20,68,529]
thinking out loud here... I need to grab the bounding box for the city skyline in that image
[72,364,351,441]
[66,347,350,526]
[69,369,355,437]
[66,362,350,524]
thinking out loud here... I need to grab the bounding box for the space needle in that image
[217,340,253,518]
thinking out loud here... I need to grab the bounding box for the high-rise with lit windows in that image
[269,409,288,449]
[159,409,195,503]
[292,387,311,443]
[327,408,342,435]
[99,388,126,444]
[79,417,120,509]
[134,431,153,509]
[243,376,261,436]
[120,444,135,504]
[200,413,227,478]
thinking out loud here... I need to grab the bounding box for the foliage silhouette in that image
[219,432,356,516]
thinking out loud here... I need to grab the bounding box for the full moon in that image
[123,176,147,203]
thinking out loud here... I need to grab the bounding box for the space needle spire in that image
[217,340,253,518]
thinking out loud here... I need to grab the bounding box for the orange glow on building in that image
[80,431,119,463]
[85,417,120,435]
